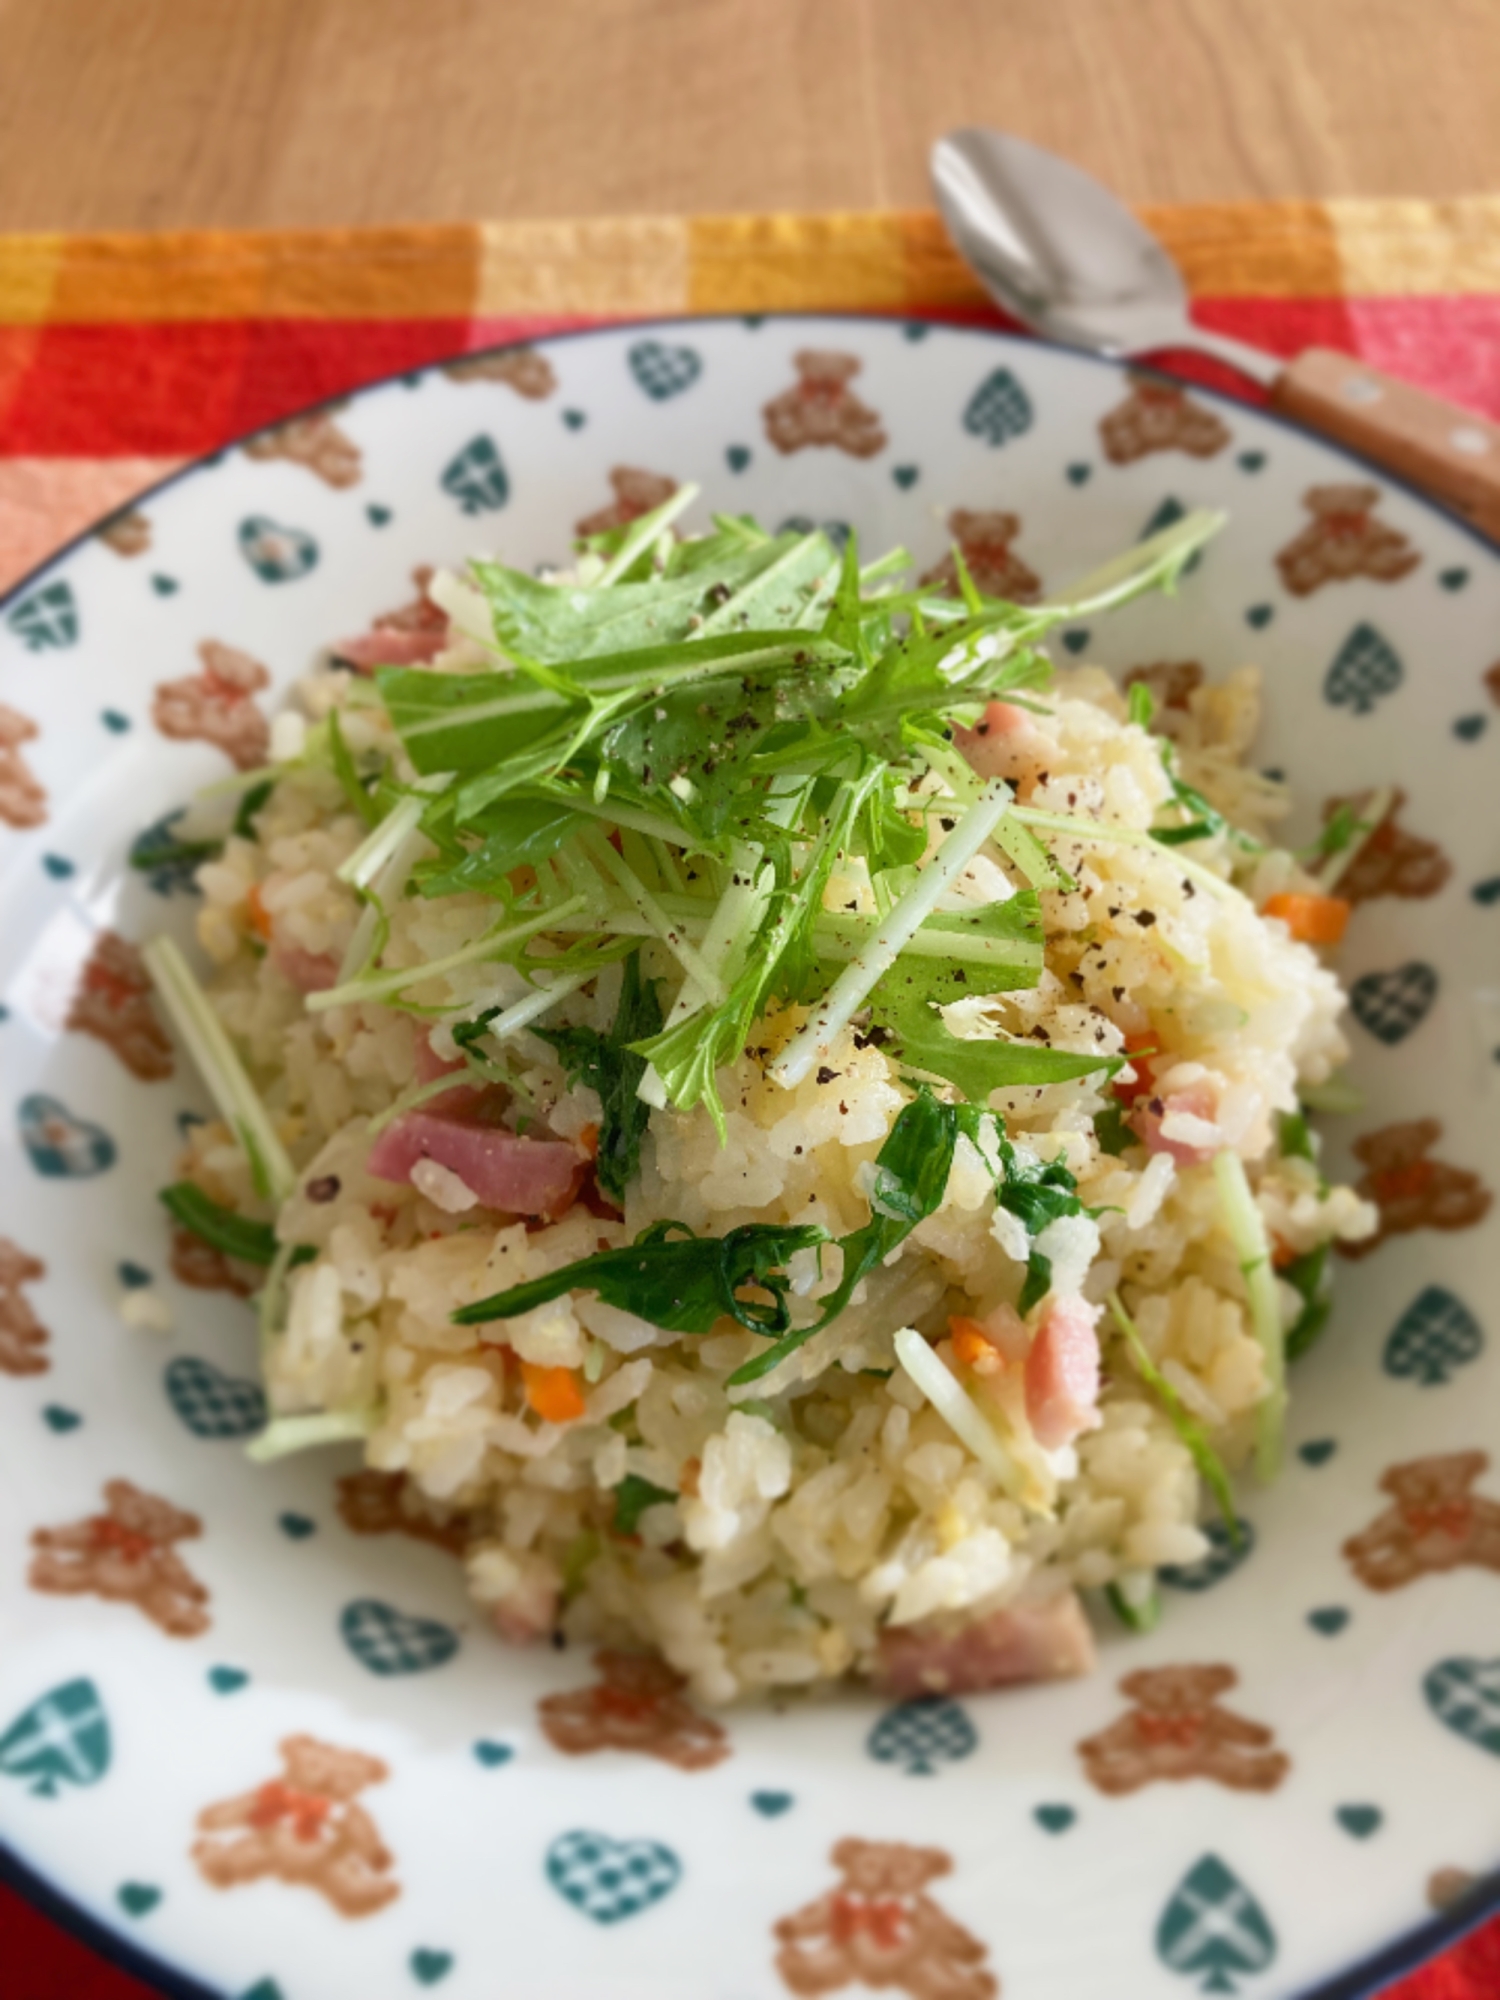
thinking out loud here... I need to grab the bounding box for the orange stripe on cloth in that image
[0,198,1496,330]
[0,226,485,326]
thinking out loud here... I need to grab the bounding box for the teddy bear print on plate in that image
[0,315,1497,2000]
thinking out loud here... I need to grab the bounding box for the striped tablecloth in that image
[2,201,1498,2000]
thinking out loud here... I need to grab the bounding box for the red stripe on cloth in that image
[0,299,1495,457]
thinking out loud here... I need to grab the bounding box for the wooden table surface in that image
[0,0,1497,233]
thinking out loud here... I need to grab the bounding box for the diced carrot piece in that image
[245,883,273,941]
[949,1315,1005,1375]
[1261,892,1351,944]
[522,1362,587,1424]
[1271,1234,1296,1269]
[577,1123,600,1161]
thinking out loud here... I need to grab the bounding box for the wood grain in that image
[0,0,1496,232]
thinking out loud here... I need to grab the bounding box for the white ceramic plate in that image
[1,317,1497,2000]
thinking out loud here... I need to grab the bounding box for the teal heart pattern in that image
[117,1882,161,1917]
[725,444,752,472]
[1454,714,1488,742]
[278,1511,317,1539]
[1298,1439,1337,1467]
[750,1790,792,1816]
[101,708,131,733]
[1350,962,1438,1045]
[410,1948,454,1985]
[19,1094,116,1178]
[0,1678,110,1796]
[963,367,1033,447]
[1325,623,1403,716]
[42,854,76,879]
[237,515,318,583]
[42,1405,82,1433]
[546,1829,681,1925]
[1308,1606,1350,1636]
[473,1740,513,1768]
[1066,462,1091,485]
[1162,1518,1257,1593]
[130,810,206,897]
[440,435,509,515]
[1061,628,1091,655]
[628,340,701,401]
[562,408,586,430]
[164,1356,267,1440]
[1156,1853,1277,1991]
[150,574,179,596]
[117,1261,153,1288]
[867,1697,977,1776]
[1245,604,1274,630]
[1439,567,1469,591]
[1034,1804,1076,1834]
[208,1666,249,1695]
[241,1983,285,2000]
[1238,451,1267,472]
[1424,1656,1500,1756]
[1384,1286,1483,1385]
[778,514,850,551]
[891,465,919,490]
[340,1598,459,1676]
[1336,1805,1382,1839]
[1140,497,1204,574]
[6,579,78,650]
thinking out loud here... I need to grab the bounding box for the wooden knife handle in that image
[1270,348,1500,542]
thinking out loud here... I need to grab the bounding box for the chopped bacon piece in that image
[1024,1295,1102,1449]
[1130,1082,1219,1167]
[877,1593,1097,1697]
[367,1112,582,1217]
[271,943,339,994]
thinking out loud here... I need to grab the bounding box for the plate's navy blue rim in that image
[0,1834,224,1999]
[0,311,1496,2000]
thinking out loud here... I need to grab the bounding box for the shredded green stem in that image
[1007,805,1242,903]
[245,1406,379,1463]
[1213,1152,1286,1481]
[771,779,1014,1088]
[306,895,588,1012]
[143,936,297,1204]
[579,828,725,1003]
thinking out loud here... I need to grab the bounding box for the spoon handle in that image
[1271,348,1500,543]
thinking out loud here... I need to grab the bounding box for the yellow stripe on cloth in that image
[0,200,1494,329]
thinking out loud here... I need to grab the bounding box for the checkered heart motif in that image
[545,1829,682,1924]
[1156,1852,1277,1990]
[164,1355,268,1439]
[439,435,510,516]
[1424,1656,1500,1756]
[18,1093,116,1178]
[963,367,1034,447]
[339,1598,460,1676]
[866,1697,978,1776]
[237,515,319,583]
[0,1678,110,1797]
[1350,962,1439,1045]
[1161,1518,1258,1594]
[1384,1286,1484,1385]
[6,580,79,651]
[1324,622,1403,715]
[627,339,702,402]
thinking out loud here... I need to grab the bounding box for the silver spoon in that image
[932,127,1500,540]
